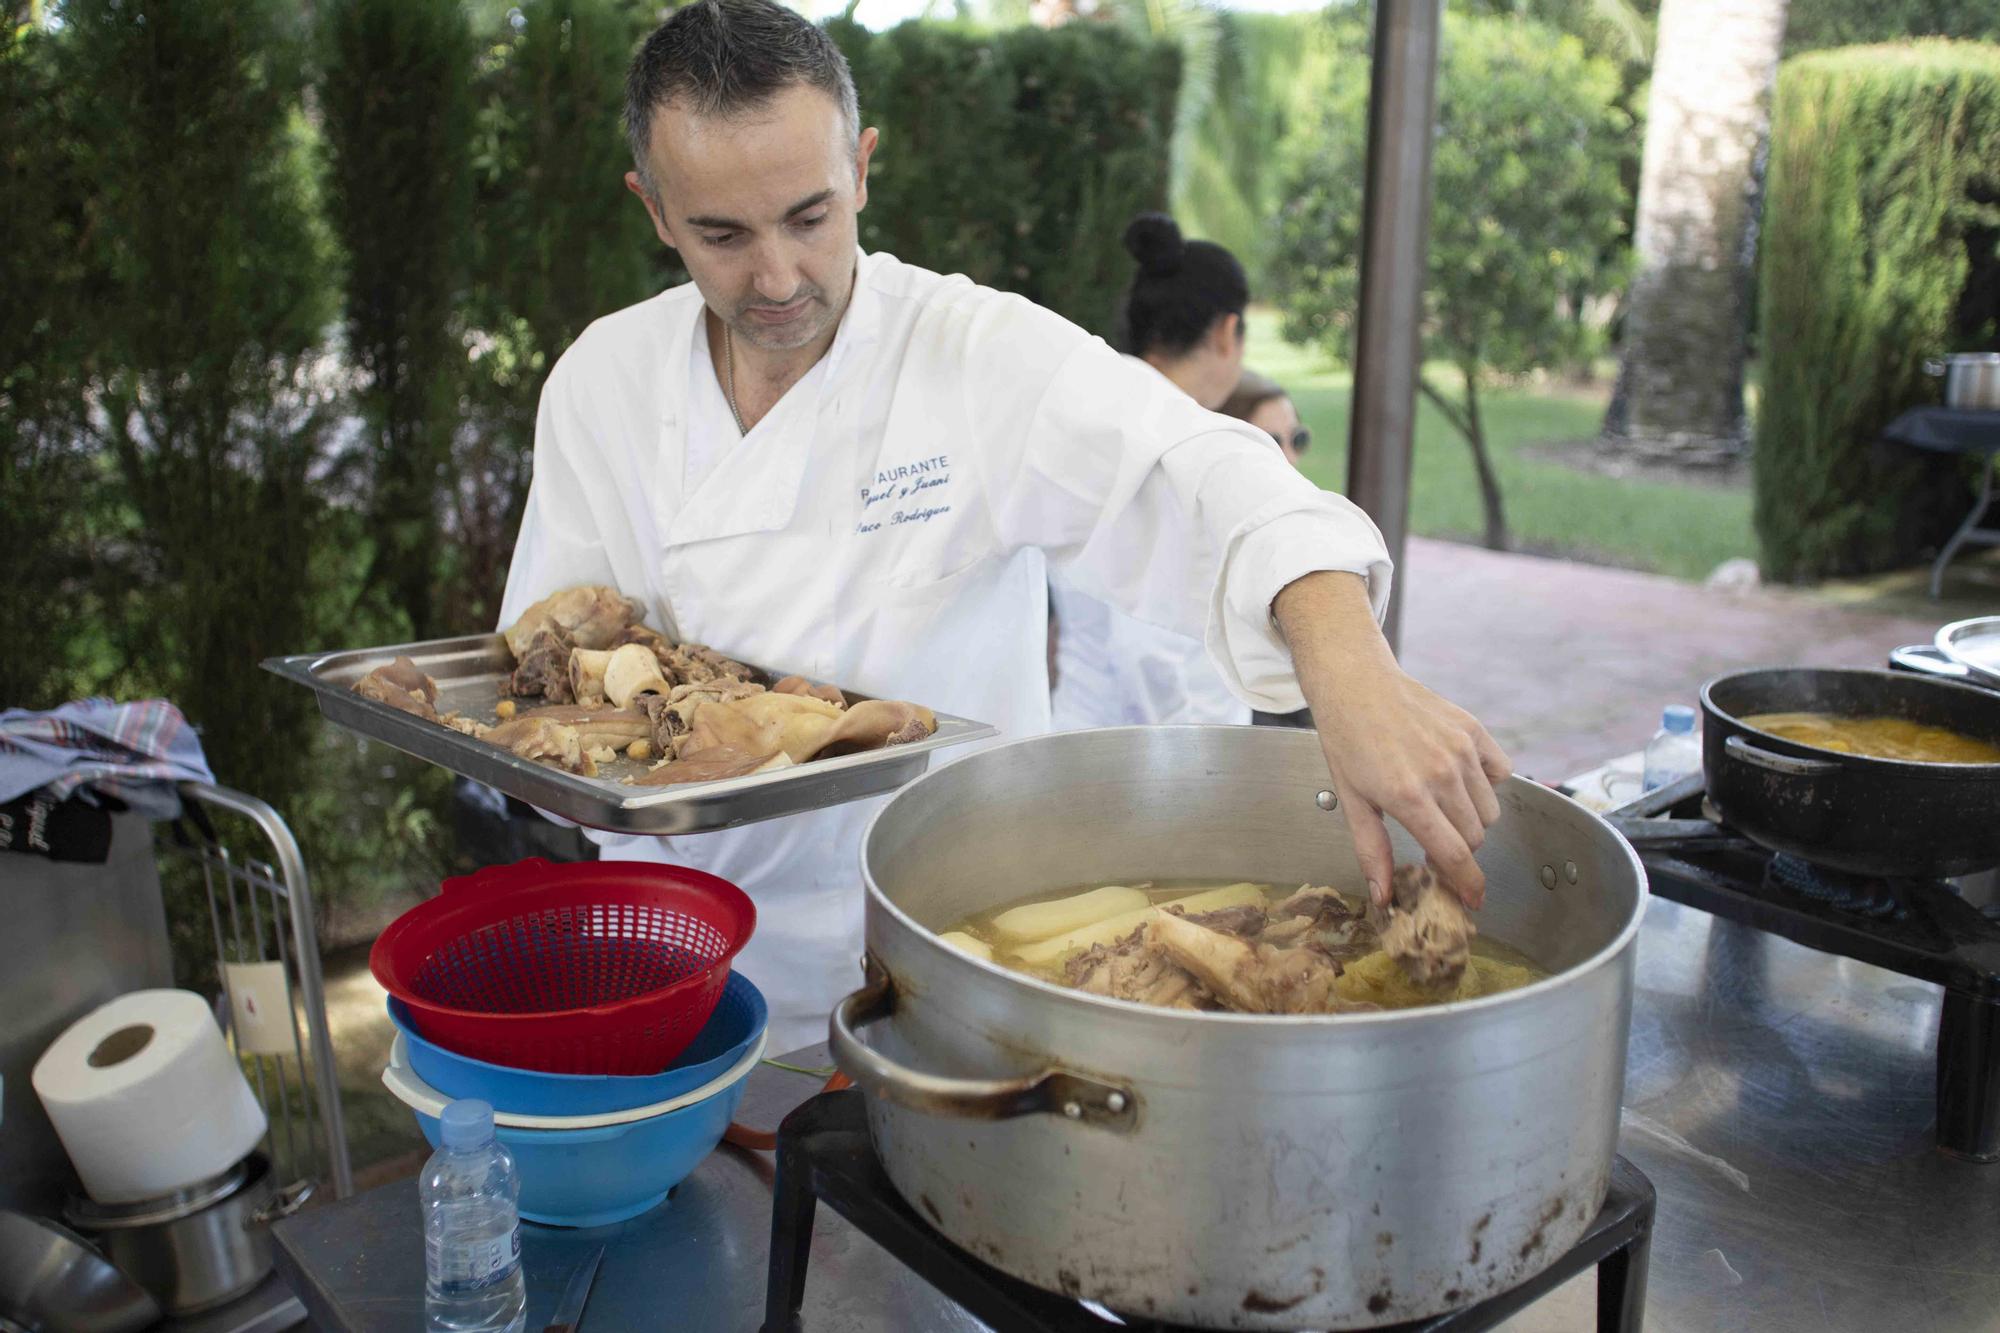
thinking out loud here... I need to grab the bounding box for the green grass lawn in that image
[1245,318,1758,582]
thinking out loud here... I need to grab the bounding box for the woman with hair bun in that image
[1048,213,1262,730]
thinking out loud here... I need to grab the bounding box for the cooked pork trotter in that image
[1065,926,1209,1010]
[484,715,587,773]
[506,627,574,703]
[636,747,794,786]
[503,585,645,657]
[1368,863,1475,987]
[808,700,937,759]
[353,656,440,721]
[1146,910,1349,1015]
[774,675,848,707]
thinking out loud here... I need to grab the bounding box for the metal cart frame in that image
[158,781,353,1200]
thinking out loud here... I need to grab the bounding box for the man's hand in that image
[1274,571,1510,910]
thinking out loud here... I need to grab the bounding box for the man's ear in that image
[625,171,679,250]
[853,126,880,214]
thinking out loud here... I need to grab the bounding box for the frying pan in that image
[1701,668,2000,878]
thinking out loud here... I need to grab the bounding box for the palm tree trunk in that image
[1605,0,1789,462]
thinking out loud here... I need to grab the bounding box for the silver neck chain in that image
[722,323,748,437]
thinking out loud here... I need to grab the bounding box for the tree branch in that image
[1418,375,1472,441]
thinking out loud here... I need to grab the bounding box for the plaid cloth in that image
[0,699,215,820]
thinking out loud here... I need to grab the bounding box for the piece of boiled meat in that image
[353,656,439,721]
[503,585,645,658]
[506,626,574,703]
[1065,925,1210,1010]
[1368,863,1475,986]
[1147,910,1359,1014]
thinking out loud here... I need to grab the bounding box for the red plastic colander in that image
[370,858,755,1075]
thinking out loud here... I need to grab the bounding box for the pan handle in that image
[830,961,1138,1131]
[1724,733,1841,777]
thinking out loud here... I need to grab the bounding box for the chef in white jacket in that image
[1050,213,1256,731]
[499,0,1511,1052]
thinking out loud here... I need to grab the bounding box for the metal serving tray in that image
[263,635,996,836]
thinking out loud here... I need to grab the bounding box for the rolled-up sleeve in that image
[965,297,1391,714]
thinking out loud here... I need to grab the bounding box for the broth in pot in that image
[1742,712,2000,764]
[940,879,1546,1014]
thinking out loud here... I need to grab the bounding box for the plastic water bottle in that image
[1642,705,1701,793]
[422,1100,526,1333]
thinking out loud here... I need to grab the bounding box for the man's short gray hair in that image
[625,0,860,198]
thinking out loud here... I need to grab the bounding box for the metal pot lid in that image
[64,1154,258,1230]
[1938,617,2000,686]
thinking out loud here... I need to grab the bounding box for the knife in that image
[542,1246,604,1333]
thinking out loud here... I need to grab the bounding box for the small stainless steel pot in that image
[1926,353,2000,410]
[836,726,1646,1329]
[64,1154,312,1316]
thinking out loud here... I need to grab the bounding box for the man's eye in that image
[703,232,739,247]
[795,212,827,230]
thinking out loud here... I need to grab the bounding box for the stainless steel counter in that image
[273,898,2000,1332]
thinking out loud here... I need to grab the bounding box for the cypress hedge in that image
[834,18,1180,340]
[320,0,477,642]
[1754,41,2000,581]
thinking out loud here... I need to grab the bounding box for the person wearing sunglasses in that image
[1222,369,1310,467]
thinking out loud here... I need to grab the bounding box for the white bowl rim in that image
[382,1029,766,1129]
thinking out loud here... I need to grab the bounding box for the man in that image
[500,0,1509,1051]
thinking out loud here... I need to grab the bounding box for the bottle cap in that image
[1662,705,1696,734]
[440,1098,496,1150]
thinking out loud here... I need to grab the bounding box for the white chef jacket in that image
[1050,358,1255,730]
[499,249,1391,1053]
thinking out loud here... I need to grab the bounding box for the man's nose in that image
[750,244,800,305]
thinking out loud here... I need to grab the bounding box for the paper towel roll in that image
[32,988,268,1203]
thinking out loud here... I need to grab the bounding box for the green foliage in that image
[1176,11,1344,290]
[0,20,97,709]
[454,0,668,632]
[50,0,338,810]
[1271,13,1631,546]
[1785,0,2000,55]
[1275,14,1630,377]
[1754,41,2000,581]
[834,17,1179,338]
[319,0,477,641]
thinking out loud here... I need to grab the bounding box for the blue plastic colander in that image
[387,970,766,1116]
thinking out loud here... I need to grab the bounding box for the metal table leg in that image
[1930,451,2000,598]
[1936,989,2000,1162]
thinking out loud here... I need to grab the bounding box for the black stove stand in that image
[763,1090,1655,1333]
[1638,836,2000,1161]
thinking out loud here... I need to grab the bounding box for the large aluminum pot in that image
[1927,352,2000,410]
[835,726,1645,1330]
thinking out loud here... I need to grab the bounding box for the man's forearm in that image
[1273,570,1396,699]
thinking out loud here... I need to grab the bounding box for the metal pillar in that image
[1346,0,1445,653]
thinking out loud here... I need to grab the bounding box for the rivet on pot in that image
[1315,790,1339,812]
[1564,861,1580,884]
[1540,865,1558,890]
[1063,1101,1083,1120]
[1106,1092,1128,1114]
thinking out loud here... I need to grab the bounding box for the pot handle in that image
[250,1179,316,1227]
[1724,733,1840,777]
[829,963,1138,1131]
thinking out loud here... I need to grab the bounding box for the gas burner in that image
[1764,853,1913,920]
[762,1090,1655,1333]
[1612,776,2000,1161]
